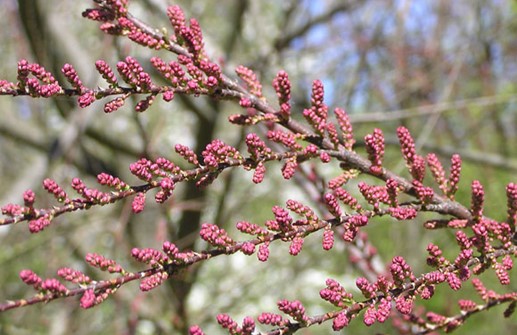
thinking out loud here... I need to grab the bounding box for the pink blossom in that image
[97,173,127,190]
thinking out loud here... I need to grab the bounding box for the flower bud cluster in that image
[364,128,385,174]
[324,192,342,218]
[97,172,128,191]
[471,180,485,221]
[448,154,462,199]
[334,107,355,150]
[80,289,97,309]
[257,242,270,262]
[57,268,91,284]
[412,180,434,204]
[267,129,303,151]
[132,192,146,214]
[270,205,294,234]
[1,203,24,217]
[61,63,85,93]
[2,3,517,334]
[236,66,262,98]
[167,6,205,58]
[277,299,309,324]
[320,278,353,308]
[128,157,183,205]
[426,153,447,194]
[19,269,43,289]
[272,70,291,118]
[358,182,389,209]
[390,256,415,286]
[333,187,361,211]
[397,126,430,182]
[131,247,168,268]
[281,157,298,180]
[119,17,163,49]
[117,56,153,91]
[257,312,286,326]
[245,133,272,161]
[303,80,328,135]
[200,223,235,249]
[28,216,52,233]
[202,139,243,169]
[71,177,111,204]
[286,199,318,225]
[19,270,68,295]
[82,7,116,22]
[341,215,368,242]
[80,286,114,309]
[95,60,118,86]
[16,59,62,97]
[236,221,268,237]
[322,226,335,250]
[85,253,124,273]
[140,271,168,291]
[506,182,517,231]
